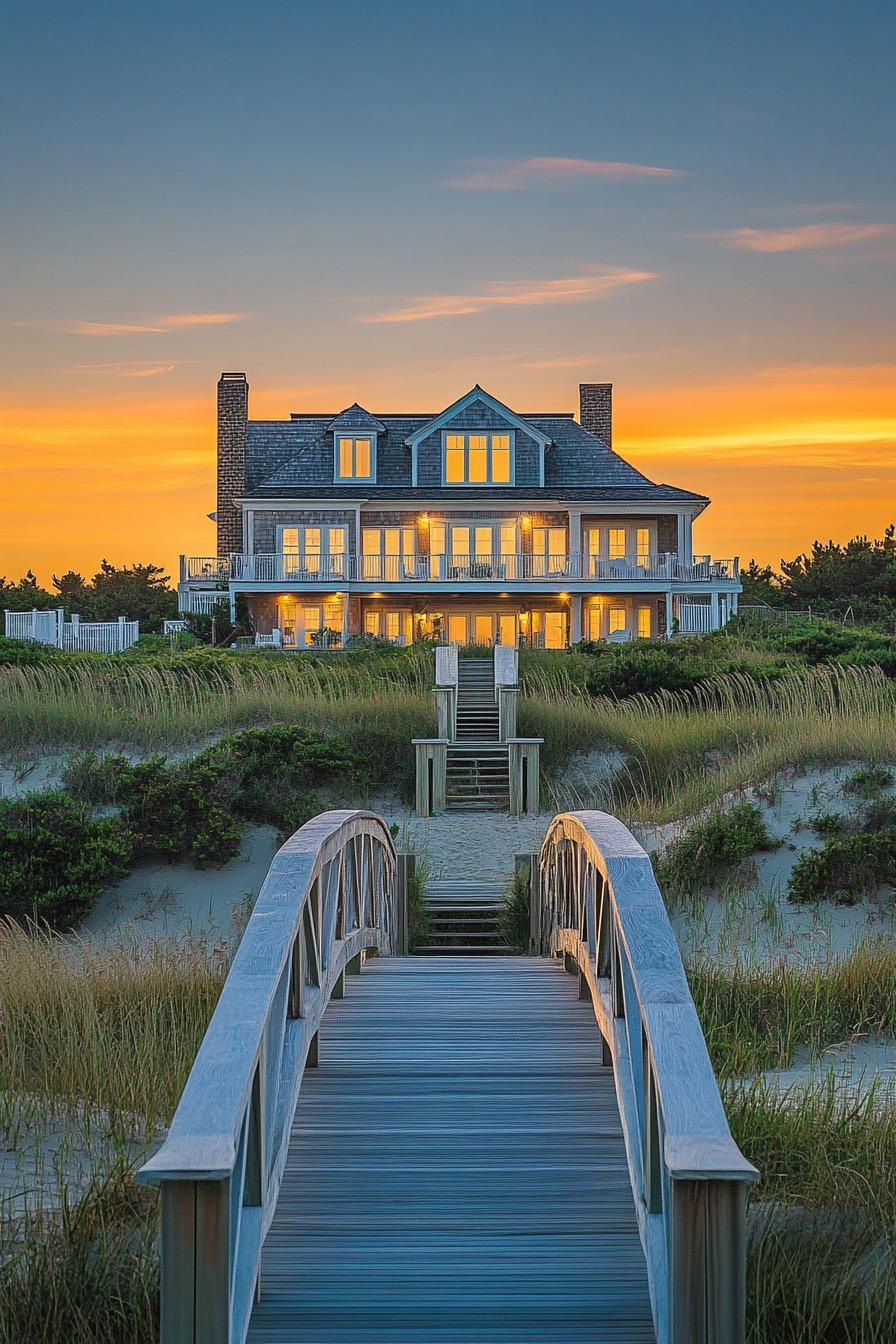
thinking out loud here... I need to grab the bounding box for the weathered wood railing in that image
[139,810,397,1344]
[533,812,757,1344]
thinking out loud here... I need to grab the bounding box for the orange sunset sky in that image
[2,2,894,585]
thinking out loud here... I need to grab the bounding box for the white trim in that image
[333,432,377,484]
[237,496,706,514]
[403,385,552,449]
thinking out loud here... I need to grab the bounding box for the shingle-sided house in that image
[178,373,740,648]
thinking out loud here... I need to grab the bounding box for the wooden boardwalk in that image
[246,955,655,1343]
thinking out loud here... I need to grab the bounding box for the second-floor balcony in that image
[182,553,740,586]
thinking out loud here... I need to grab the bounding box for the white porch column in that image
[570,594,583,644]
[567,508,582,575]
[341,592,350,647]
[667,588,674,637]
[676,513,693,564]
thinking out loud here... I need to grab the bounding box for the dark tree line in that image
[740,526,896,624]
[0,561,178,631]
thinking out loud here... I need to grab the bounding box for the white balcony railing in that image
[678,601,716,633]
[180,556,231,583]
[230,553,350,583]
[180,553,740,587]
[180,589,228,615]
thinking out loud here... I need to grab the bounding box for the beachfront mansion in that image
[177,374,740,648]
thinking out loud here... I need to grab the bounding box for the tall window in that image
[608,529,626,559]
[609,607,627,633]
[636,528,650,566]
[279,525,346,578]
[637,606,651,639]
[431,520,518,578]
[335,435,375,481]
[533,526,567,577]
[444,432,512,485]
[361,526,416,580]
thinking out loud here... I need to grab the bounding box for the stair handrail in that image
[533,811,757,1344]
[139,810,397,1344]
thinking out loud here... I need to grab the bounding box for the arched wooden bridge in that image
[140,809,757,1344]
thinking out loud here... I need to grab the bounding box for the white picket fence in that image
[5,609,140,653]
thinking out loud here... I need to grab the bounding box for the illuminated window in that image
[533,526,567,576]
[278,525,345,577]
[335,435,375,481]
[637,606,651,639]
[609,607,626,633]
[636,528,650,565]
[608,529,626,559]
[361,526,416,579]
[442,432,514,485]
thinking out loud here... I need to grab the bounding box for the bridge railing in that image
[139,810,397,1344]
[533,812,757,1344]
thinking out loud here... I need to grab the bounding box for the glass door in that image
[362,526,416,580]
[447,614,468,644]
[497,613,517,646]
[532,526,567,577]
[531,610,567,649]
[473,614,495,645]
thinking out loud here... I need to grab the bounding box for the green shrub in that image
[0,793,133,928]
[843,763,894,798]
[500,869,531,951]
[788,827,896,904]
[654,801,776,903]
[407,856,431,947]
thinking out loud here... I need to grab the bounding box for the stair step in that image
[414,945,514,956]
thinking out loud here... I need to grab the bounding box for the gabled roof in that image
[403,386,552,447]
[326,403,386,433]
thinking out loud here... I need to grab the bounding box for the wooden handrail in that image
[534,811,757,1344]
[139,810,397,1344]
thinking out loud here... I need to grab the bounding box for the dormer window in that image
[443,432,513,485]
[335,434,375,482]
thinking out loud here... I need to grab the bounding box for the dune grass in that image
[728,1080,896,1343]
[0,920,225,1132]
[0,922,225,1343]
[0,655,433,755]
[530,664,896,822]
[4,656,894,829]
[689,938,896,1077]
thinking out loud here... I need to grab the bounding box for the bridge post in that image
[396,853,415,954]
[669,1176,748,1344]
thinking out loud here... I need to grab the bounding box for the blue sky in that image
[1,0,894,575]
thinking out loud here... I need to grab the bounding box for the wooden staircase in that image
[415,878,512,955]
[445,656,510,811]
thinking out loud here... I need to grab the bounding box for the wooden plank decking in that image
[246,955,655,1343]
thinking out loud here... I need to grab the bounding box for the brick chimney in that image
[579,383,612,448]
[217,372,248,558]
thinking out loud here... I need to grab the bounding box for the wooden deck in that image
[246,955,655,1343]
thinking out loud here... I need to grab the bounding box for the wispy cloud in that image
[22,312,249,336]
[51,321,169,335]
[157,312,248,327]
[702,223,896,252]
[75,360,179,378]
[359,269,657,324]
[448,156,684,190]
